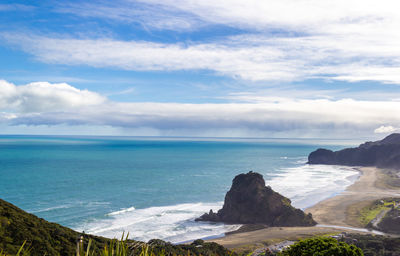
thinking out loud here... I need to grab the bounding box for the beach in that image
[209,167,400,251]
[306,167,400,227]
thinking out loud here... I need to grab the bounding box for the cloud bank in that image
[1,80,400,138]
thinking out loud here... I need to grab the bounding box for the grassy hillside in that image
[0,199,110,255]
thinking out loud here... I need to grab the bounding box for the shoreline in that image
[208,166,400,251]
[305,167,400,227]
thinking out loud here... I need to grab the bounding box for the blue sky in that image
[1,0,400,138]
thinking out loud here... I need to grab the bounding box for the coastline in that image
[208,166,400,251]
[305,167,400,227]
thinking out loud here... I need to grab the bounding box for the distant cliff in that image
[196,171,316,226]
[308,133,400,169]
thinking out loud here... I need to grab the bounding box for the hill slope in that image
[0,199,110,255]
[0,199,235,256]
[308,133,400,169]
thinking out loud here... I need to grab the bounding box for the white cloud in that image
[0,34,298,81]
[0,80,106,113]
[2,80,400,138]
[56,2,202,31]
[4,32,400,83]
[14,0,393,83]
[136,0,400,38]
[374,125,400,134]
[63,0,400,34]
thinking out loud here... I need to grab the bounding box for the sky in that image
[1,0,400,139]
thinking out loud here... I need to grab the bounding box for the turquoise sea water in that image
[0,136,359,242]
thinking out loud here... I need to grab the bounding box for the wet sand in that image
[306,167,400,227]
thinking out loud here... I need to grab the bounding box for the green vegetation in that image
[338,234,400,256]
[0,199,111,255]
[278,237,363,256]
[0,237,234,256]
[0,241,31,256]
[132,239,235,256]
[358,198,399,226]
[359,205,388,226]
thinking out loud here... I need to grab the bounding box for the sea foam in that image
[80,202,240,243]
[267,164,359,209]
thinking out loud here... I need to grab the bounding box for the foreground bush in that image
[2,239,235,256]
[279,237,363,256]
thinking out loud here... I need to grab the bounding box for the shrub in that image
[279,237,363,256]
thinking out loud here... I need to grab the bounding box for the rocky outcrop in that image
[308,133,400,169]
[195,172,316,226]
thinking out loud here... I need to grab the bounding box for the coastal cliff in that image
[196,171,316,226]
[308,133,400,169]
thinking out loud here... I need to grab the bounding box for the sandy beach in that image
[306,167,400,227]
[210,167,400,251]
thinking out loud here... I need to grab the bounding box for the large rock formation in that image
[195,172,316,226]
[308,133,400,169]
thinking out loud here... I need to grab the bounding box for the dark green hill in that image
[0,199,110,255]
[0,199,234,256]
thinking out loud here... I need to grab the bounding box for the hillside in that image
[308,133,400,169]
[0,199,233,256]
[0,199,111,255]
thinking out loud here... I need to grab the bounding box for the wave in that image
[32,201,111,214]
[107,206,136,216]
[31,204,71,213]
[78,202,240,243]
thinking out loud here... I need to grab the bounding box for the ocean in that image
[0,136,360,243]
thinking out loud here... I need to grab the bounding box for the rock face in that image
[195,172,316,226]
[308,133,400,169]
